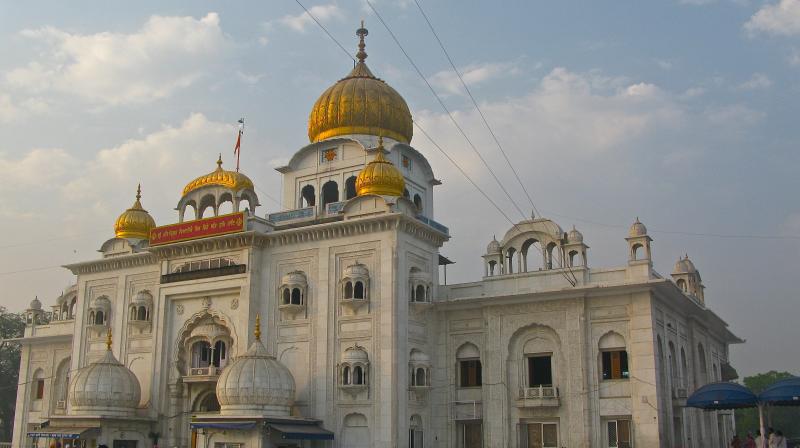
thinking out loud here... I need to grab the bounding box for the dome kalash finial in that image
[254,314,262,341]
[114,184,156,240]
[355,136,406,197]
[307,22,413,144]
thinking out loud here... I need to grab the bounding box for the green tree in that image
[735,370,800,438]
[0,307,25,442]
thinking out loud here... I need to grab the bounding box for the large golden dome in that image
[182,156,254,196]
[356,138,405,197]
[308,23,413,144]
[114,185,156,240]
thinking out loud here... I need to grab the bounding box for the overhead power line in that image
[412,0,541,218]
[364,0,529,221]
[293,0,356,63]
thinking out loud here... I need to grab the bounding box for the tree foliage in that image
[0,307,25,442]
[735,370,800,438]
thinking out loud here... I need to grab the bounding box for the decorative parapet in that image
[268,207,314,224]
[416,215,449,235]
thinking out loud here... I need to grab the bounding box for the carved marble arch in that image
[506,323,562,392]
[173,308,239,375]
[499,219,565,273]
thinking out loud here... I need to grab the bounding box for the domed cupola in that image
[216,315,296,416]
[486,236,501,254]
[673,254,697,274]
[308,22,413,144]
[567,226,584,243]
[355,137,405,197]
[628,217,647,238]
[178,156,259,222]
[114,184,156,241]
[69,329,142,416]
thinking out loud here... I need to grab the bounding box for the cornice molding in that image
[64,252,156,275]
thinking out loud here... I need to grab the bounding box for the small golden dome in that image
[114,185,156,240]
[182,155,255,196]
[356,138,405,197]
[308,23,413,144]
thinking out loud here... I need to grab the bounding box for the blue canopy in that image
[686,382,758,410]
[759,377,800,406]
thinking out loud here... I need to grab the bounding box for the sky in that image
[0,0,798,378]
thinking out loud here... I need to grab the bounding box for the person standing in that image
[770,430,787,448]
[744,432,757,448]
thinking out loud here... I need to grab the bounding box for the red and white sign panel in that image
[149,212,245,246]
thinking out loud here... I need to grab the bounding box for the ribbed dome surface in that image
[308,24,412,144]
[69,350,141,416]
[216,339,296,416]
[673,256,697,274]
[628,218,647,237]
[114,185,156,240]
[356,149,405,197]
[182,157,254,197]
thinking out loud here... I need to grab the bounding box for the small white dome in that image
[342,344,369,364]
[132,290,153,307]
[409,350,430,364]
[409,267,431,282]
[216,339,296,416]
[189,323,229,343]
[673,255,697,274]
[567,226,584,243]
[629,217,647,237]
[92,296,111,311]
[343,263,369,279]
[29,296,42,310]
[486,237,501,254]
[281,271,308,287]
[69,349,141,416]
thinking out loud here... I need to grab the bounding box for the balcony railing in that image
[325,201,346,215]
[184,365,223,382]
[161,264,246,284]
[268,207,314,224]
[518,386,560,407]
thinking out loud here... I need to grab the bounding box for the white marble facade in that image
[11,29,741,448]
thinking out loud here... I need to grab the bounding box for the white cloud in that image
[279,5,342,32]
[0,94,49,123]
[428,62,520,96]
[655,59,673,70]
[789,48,800,65]
[737,72,773,89]
[704,104,765,126]
[5,13,232,106]
[744,0,800,36]
[0,148,78,190]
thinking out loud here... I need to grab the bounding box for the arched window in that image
[697,343,707,385]
[680,348,688,388]
[196,392,220,412]
[568,250,579,267]
[413,194,423,211]
[199,194,216,218]
[52,358,70,412]
[354,365,364,385]
[676,279,687,292]
[545,242,558,269]
[182,201,197,222]
[282,289,291,305]
[354,281,364,299]
[403,188,410,199]
[69,299,76,319]
[345,176,358,200]
[321,180,339,208]
[32,369,45,402]
[291,288,302,305]
[410,415,424,448]
[520,239,542,272]
[488,260,497,276]
[137,306,147,321]
[88,311,95,324]
[345,282,354,299]
[213,340,227,367]
[415,367,426,387]
[599,332,629,380]
[192,341,212,368]
[415,285,426,303]
[506,247,517,274]
[456,343,482,388]
[631,243,643,260]
[343,366,351,385]
[217,193,234,215]
[301,184,316,207]
[94,310,105,325]
[668,341,678,382]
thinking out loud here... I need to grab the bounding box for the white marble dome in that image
[486,237,501,254]
[29,296,42,310]
[132,290,153,307]
[216,338,296,416]
[673,255,697,274]
[69,348,141,416]
[342,345,369,364]
[628,218,647,237]
[343,262,369,279]
[281,270,308,286]
[92,295,111,311]
[567,226,584,243]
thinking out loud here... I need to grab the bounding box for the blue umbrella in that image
[759,376,800,406]
[686,382,758,409]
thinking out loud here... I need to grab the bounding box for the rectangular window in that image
[459,360,482,387]
[607,420,632,448]
[602,350,629,380]
[460,422,482,448]
[410,429,423,448]
[35,380,44,399]
[523,423,558,448]
[527,355,553,387]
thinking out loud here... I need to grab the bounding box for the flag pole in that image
[234,118,244,172]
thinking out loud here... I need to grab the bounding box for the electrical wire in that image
[365,0,529,221]
[412,0,541,218]
[293,0,356,63]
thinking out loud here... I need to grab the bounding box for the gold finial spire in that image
[356,20,368,62]
[136,183,142,201]
[216,154,223,170]
[106,327,112,351]
[254,314,262,341]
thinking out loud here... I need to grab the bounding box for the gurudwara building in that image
[11,25,741,448]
